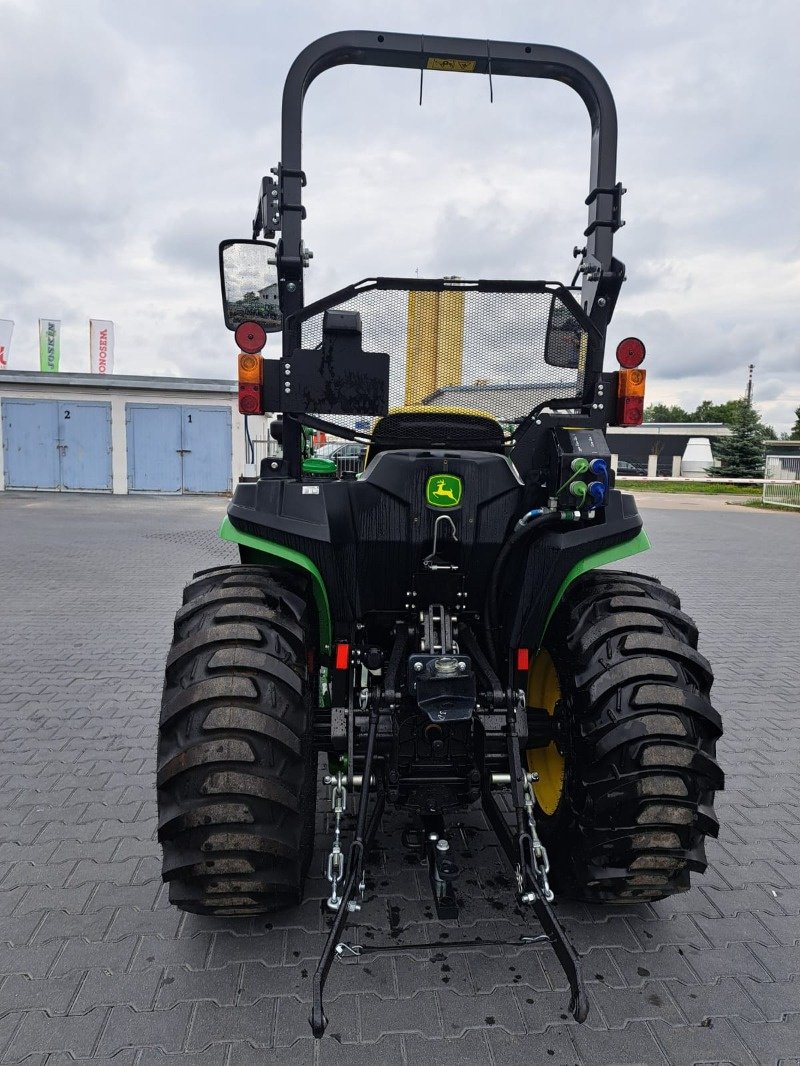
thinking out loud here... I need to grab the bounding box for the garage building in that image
[0,371,249,495]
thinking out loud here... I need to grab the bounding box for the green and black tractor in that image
[156,31,723,1036]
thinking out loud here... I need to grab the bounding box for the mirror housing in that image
[219,239,282,332]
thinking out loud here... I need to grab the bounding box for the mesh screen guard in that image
[288,278,598,429]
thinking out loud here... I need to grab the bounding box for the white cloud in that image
[1,0,799,429]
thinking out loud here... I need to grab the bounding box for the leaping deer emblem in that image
[432,478,457,503]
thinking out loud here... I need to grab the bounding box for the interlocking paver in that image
[0,971,83,1014]
[5,1005,109,1060]
[0,492,797,1064]
[652,1016,759,1065]
[155,963,240,1009]
[95,1002,194,1056]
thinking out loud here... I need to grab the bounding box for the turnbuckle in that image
[323,772,347,911]
[311,692,386,1038]
[519,771,554,904]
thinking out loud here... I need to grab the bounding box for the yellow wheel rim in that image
[526,648,565,816]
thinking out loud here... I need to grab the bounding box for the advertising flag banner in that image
[38,319,61,372]
[0,320,12,368]
[89,319,114,374]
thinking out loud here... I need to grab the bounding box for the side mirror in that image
[219,239,282,332]
[544,295,584,370]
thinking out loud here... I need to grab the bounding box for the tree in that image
[644,395,777,440]
[710,402,765,479]
[691,398,775,441]
[691,399,739,423]
[789,406,800,441]
[644,402,691,422]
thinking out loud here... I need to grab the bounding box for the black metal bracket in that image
[423,813,460,919]
[400,813,460,919]
[253,165,307,241]
[583,182,626,236]
[253,175,279,239]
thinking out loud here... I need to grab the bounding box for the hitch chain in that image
[324,772,347,911]
[520,770,554,903]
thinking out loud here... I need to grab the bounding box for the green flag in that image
[39,319,60,372]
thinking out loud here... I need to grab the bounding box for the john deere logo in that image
[426,474,463,508]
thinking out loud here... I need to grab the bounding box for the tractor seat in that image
[367,408,505,461]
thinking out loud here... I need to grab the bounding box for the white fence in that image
[763,455,800,509]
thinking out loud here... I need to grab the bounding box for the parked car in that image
[615,458,648,476]
[315,441,367,475]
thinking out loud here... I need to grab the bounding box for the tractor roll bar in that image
[276,31,621,317]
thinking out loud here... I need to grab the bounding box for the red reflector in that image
[235,320,267,354]
[516,648,529,672]
[616,337,646,368]
[334,643,350,670]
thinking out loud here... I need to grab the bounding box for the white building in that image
[0,371,257,494]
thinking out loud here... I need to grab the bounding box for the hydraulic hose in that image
[483,509,578,670]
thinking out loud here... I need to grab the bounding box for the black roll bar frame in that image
[268,30,624,475]
[275,31,621,320]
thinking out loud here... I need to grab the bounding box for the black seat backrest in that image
[369,410,505,459]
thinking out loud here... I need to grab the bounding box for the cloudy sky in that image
[2,0,799,430]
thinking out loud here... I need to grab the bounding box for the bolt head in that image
[436,838,449,852]
[286,282,297,292]
[414,661,423,672]
[521,891,536,904]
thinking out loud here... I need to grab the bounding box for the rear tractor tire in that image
[527,570,723,902]
[157,564,317,915]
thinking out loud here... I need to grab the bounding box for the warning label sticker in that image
[426,57,477,73]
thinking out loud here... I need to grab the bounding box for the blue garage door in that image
[2,399,112,491]
[127,404,231,493]
[60,402,113,490]
[126,404,182,492]
[182,406,232,493]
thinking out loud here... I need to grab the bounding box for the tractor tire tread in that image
[540,568,723,903]
[157,566,316,916]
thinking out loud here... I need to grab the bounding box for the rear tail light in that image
[334,643,350,670]
[238,352,263,415]
[616,367,646,425]
[613,336,646,425]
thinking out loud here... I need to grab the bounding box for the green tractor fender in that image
[219,516,333,655]
[220,515,649,659]
[538,527,651,647]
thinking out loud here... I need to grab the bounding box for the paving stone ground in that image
[0,490,797,1065]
